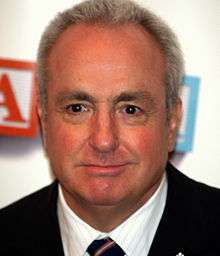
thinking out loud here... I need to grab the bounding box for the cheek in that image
[45,118,85,157]
[122,124,169,158]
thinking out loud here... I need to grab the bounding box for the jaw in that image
[60,170,163,232]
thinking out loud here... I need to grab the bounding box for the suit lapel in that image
[24,181,65,256]
[37,181,65,256]
[148,163,202,256]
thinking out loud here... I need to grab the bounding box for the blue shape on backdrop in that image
[176,75,200,152]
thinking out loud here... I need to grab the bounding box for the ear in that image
[35,78,47,150]
[167,97,182,152]
[35,78,43,125]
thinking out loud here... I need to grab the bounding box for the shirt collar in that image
[57,173,167,256]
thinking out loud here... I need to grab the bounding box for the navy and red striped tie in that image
[87,237,125,256]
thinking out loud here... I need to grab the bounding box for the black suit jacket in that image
[1,163,220,256]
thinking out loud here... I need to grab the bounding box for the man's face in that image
[40,23,181,213]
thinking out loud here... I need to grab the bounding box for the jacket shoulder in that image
[0,182,62,255]
[167,163,220,234]
[0,182,57,218]
[168,162,220,201]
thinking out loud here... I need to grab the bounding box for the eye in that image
[66,104,87,113]
[123,105,142,115]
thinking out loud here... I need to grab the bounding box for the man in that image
[0,0,220,255]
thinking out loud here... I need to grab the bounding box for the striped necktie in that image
[87,237,125,256]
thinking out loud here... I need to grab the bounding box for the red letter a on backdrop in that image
[0,74,25,122]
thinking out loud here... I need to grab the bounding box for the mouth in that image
[79,163,132,177]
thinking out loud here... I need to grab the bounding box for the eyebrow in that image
[56,91,97,105]
[112,91,156,105]
[56,89,156,106]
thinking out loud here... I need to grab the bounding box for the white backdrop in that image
[0,0,220,208]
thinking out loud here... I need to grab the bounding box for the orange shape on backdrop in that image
[0,74,25,123]
[0,58,37,137]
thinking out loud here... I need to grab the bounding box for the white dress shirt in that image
[57,173,167,256]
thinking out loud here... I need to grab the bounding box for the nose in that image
[89,109,119,153]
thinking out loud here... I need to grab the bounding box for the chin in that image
[79,188,122,206]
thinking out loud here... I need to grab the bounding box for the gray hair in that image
[37,0,184,113]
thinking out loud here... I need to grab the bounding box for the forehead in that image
[49,22,164,64]
[47,22,166,98]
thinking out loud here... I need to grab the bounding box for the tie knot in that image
[87,237,125,256]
